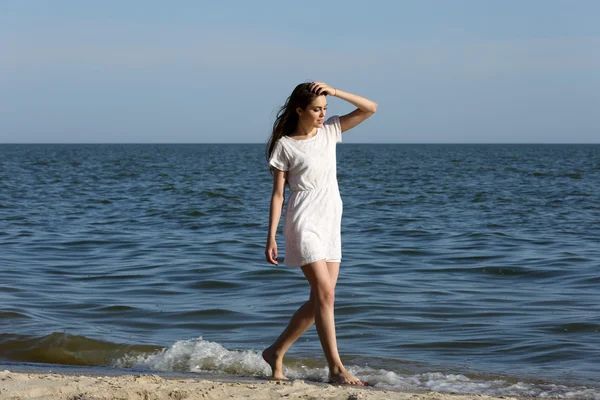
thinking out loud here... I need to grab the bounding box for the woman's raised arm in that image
[309,82,378,133]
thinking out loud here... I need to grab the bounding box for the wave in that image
[1,332,598,399]
[0,332,161,367]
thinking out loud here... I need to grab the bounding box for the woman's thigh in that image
[304,260,341,301]
[326,261,341,289]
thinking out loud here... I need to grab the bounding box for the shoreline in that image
[0,369,536,400]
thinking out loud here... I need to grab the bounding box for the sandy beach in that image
[0,370,532,400]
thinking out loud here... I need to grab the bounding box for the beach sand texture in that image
[0,370,528,400]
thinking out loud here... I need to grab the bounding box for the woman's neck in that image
[291,122,317,138]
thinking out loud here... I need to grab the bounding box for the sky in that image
[1,0,599,143]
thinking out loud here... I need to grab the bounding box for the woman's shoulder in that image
[274,136,290,148]
[323,115,341,132]
[322,115,342,142]
[325,115,340,125]
[273,136,296,154]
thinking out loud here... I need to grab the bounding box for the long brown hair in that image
[266,82,318,167]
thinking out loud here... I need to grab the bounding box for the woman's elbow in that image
[362,103,378,115]
[370,102,378,114]
[271,191,285,203]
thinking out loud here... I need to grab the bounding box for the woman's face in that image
[298,95,327,128]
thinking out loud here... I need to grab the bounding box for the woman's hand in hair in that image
[310,81,336,97]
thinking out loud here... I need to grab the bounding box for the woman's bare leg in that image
[262,296,314,380]
[263,261,340,380]
[301,260,363,385]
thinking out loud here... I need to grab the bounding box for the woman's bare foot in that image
[328,367,365,386]
[262,347,288,380]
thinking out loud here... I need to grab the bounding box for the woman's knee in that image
[314,285,335,307]
[303,261,335,307]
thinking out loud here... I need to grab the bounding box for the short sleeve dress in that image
[268,115,343,267]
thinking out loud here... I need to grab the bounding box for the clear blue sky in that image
[1,0,599,143]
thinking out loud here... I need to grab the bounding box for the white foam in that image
[114,337,270,376]
[113,337,600,399]
[357,368,600,399]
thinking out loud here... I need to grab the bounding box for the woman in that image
[263,81,377,385]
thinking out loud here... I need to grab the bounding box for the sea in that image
[1,143,599,399]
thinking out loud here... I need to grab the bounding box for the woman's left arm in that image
[310,82,378,133]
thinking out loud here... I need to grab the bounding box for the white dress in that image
[268,115,343,267]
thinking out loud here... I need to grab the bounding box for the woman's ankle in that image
[328,363,346,375]
[265,345,283,359]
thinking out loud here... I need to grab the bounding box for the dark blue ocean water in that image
[1,144,599,399]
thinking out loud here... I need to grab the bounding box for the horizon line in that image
[1,142,599,146]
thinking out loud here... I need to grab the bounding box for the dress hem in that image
[284,256,342,268]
